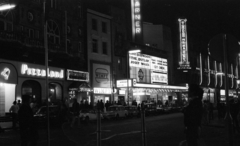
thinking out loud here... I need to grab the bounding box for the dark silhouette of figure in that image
[100,100,104,112]
[105,100,110,111]
[9,101,19,130]
[71,98,80,127]
[230,99,240,133]
[209,102,214,120]
[18,95,38,146]
[183,84,203,146]
[17,99,22,108]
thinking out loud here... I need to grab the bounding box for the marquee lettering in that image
[21,64,64,78]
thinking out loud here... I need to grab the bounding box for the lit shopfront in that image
[67,69,91,104]
[0,59,65,115]
[91,62,113,106]
[116,79,188,106]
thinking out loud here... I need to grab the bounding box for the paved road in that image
[2,112,239,146]
[63,113,186,146]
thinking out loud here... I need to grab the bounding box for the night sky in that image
[141,0,240,39]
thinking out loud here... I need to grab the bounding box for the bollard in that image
[97,108,101,146]
[141,106,147,146]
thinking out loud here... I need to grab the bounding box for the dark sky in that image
[141,0,240,39]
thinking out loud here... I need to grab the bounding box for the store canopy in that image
[68,81,91,92]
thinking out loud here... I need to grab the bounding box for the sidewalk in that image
[196,111,240,146]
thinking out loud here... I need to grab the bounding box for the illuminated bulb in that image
[0,4,16,11]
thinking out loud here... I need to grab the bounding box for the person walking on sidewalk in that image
[183,84,203,146]
[71,98,80,128]
[9,100,19,130]
[230,98,240,133]
[18,95,39,146]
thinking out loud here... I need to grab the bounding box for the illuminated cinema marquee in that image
[178,18,191,70]
[131,0,142,43]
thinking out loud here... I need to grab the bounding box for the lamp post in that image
[127,49,141,105]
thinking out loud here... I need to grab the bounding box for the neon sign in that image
[21,64,64,79]
[131,0,142,43]
[178,18,191,70]
[1,68,10,80]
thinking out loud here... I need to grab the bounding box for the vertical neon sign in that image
[178,18,191,70]
[131,0,143,43]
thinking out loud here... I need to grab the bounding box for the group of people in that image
[183,84,240,146]
[9,95,39,146]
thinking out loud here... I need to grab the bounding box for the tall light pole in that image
[127,49,141,105]
[43,1,50,146]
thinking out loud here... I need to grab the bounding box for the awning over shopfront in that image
[68,81,91,92]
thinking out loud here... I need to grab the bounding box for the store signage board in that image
[133,83,188,90]
[0,63,17,84]
[129,53,168,84]
[178,18,191,70]
[21,64,64,79]
[67,69,89,82]
[131,0,143,43]
[116,79,132,88]
[94,88,112,94]
[151,72,168,84]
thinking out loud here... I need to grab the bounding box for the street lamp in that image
[127,49,141,105]
[0,4,15,11]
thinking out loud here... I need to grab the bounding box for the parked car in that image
[144,103,158,116]
[79,110,103,121]
[103,105,128,119]
[124,105,139,117]
[34,105,61,128]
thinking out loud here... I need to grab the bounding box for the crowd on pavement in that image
[182,84,240,146]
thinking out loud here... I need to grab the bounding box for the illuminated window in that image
[102,21,107,33]
[102,42,107,55]
[92,18,97,31]
[47,20,60,44]
[92,39,98,53]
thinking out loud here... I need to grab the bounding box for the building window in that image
[29,29,34,38]
[0,21,4,31]
[47,20,60,44]
[78,28,81,36]
[102,42,107,55]
[78,5,82,18]
[35,30,39,39]
[102,21,107,33]
[92,39,98,53]
[92,18,97,31]
[78,42,82,52]
[51,0,57,9]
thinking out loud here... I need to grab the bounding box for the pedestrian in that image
[202,100,209,125]
[18,95,39,146]
[9,101,19,130]
[208,102,214,120]
[183,84,203,146]
[230,98,240,133]
[71,98,80,128]
[100,100,104,112]
[17,99,22,108]
[105,100,110,111]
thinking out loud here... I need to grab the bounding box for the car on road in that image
[79,110,103,121]
[34,105,61,128]
[124,105,139,117]
[103,105,128,119]
[144,102,158,116]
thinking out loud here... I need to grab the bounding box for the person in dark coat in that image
[183,84,203,146]
[71,98,80,127]
[230,98,240,133]
[18,95,38,146]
